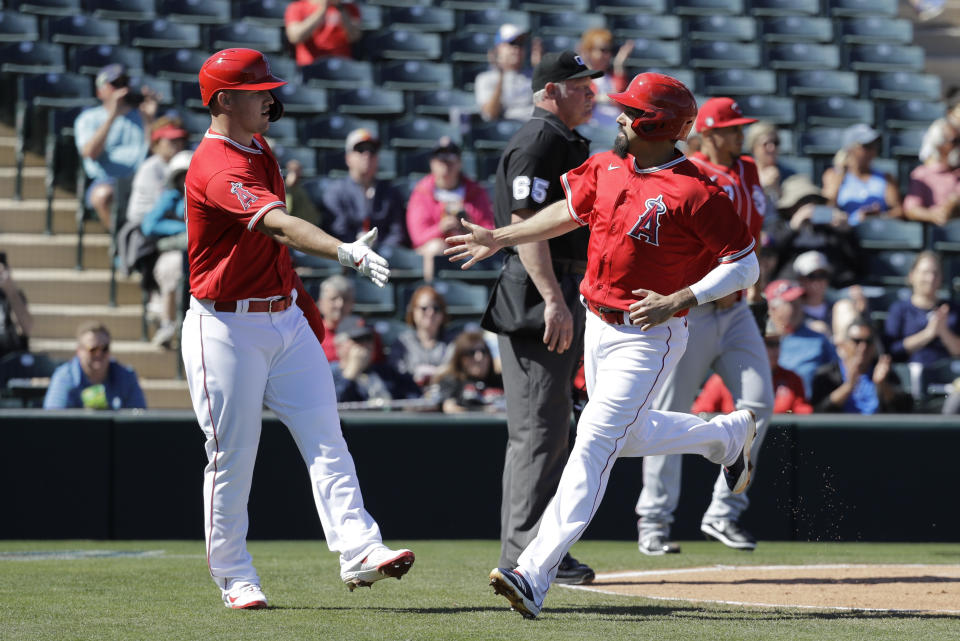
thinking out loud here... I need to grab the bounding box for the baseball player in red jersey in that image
[181,49,413,610]
[446,73,760,619]
[635,97,775,555]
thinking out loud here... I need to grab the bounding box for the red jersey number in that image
[627,194,666,247]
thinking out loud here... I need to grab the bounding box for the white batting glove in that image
[337,227,391,287]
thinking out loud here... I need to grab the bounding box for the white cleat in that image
[221,582,268,609]
[341,546,415,592]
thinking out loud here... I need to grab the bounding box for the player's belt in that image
[584,300,630,325]
[214,296,293,313]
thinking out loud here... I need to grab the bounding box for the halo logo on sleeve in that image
[230,182,259,211]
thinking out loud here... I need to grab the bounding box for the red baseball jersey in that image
[688,152,765,243]
[185,131,294,301]
[561,151,755,312]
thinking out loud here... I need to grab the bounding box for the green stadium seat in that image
[866,72,942,102]
[86,0,155,21]
[49,14,121,46]
[838,17,912,45]
[609,14,681,39]
[767,42,840,70]
[748,0,820,16]
[208,21,284,54]
[781,70,858,97]
[624,38,683,68]
[330,87,405,116]
[457,8,531,33]
[157,0,229,25]
[799,96,874,128]
[0,41,64,74]
[855,218,925,251]
[674,0,743,15]
[302,114,379,149]
[0,11,39,42]
[386,6,456,32]
[688,40,760,69]
[128,19,201,49]
[759,16,832,43]
[362,30,442,61]
[11,0,81,16]
[686,15,757,41]
[72,45,144,77]
[701,68,776,96]
[827,0,897,18]
[379,60,454,91]
[846,44,925,73]
[533,11,606,37]
[592,0,666,15]
[302,56,374,89]
[879,100,947,131]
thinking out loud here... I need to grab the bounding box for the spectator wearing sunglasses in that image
[903,118,960,226]
[43,321,146,410]
[427,329,504,414]
[821,124,902,226]
[387,285,454,389]
[745,120,795,215]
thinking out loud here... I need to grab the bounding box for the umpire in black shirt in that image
[481,51,602,584]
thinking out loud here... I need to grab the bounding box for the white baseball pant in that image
[636,299,774,539]
[514,311,751,606]
[182,290,384,590]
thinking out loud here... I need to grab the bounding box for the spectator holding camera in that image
[74,64,158,231]
[406,137,494,277]
[475,24,538,122]
[285,0,361,66]
[821,123,902,226]
[902,118,960,226]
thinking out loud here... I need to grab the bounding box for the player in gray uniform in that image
[635,97,775,553]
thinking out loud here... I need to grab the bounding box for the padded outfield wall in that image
[1,410,957,542]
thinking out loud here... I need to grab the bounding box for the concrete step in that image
[0,232,111,269]
[0,198,101,235]
[141,378,192,409]
[0,136,46,167]
[13,268,142,305]
[30,303,146,341]
[0,167,64,200]
[31,337,181,379]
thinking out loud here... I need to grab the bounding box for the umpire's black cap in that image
[532,51,603,92]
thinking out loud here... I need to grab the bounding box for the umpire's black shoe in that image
[701,519,757,550]
[554,553,595,585]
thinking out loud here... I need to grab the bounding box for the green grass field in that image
[1,539,958,641]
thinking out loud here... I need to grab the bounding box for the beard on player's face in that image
[613,129,630,158]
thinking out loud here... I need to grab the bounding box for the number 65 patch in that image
[513,176,550,204]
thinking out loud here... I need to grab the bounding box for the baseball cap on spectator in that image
[495,23,527,45]
[151,123,189,143]
[431,136,461,158]
[777,174,826,211]
[532,50,604,93]
[764,279,805,305]
[344,128,379,154]
[96,63,129,89]
[695,97,757,133]
[793,250,832,279]
[166,150,193,185]
[842,123,881,150]
[336,316,375,341]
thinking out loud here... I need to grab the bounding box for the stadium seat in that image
[577,119,615,152]
[270,144,318,178]
[688,41,760,69]
[929,219,960,254]
[301,56,374,89]
[233,0,285,28]
[361,30,442,60]
[591,0,666,15]
[838,17,912,45]
[357,3,383,31]
[352,278,396,316]
[447,31,496,63]
[329,87,405,116]
[379,60,454,91]
[748,0,819,16]
[156,0,229,24]
[766,43,840,70]
[49,14,120,46]
[608,14,681,39]
[458,8,531,32]
[134,74,173,106]
[172,107,211,140]
[827,0,897,18]
[441,0,511,10]
[533,11,606,37]
[516,0,589,13]
[170,77,204,108]
[700,68,775,96]
[10,0,80,16]
[798,96,874,128]
[863,250,918,286]
[262,57,300,85]
[208,21,283,53]
[412,279,490,316]
[758,16,832,43]
[128,20,201,49]
[145,48,208,83]
[737,94,796,125]
[855,218,925,251]
[886,128,925,159]
[434,255,503,285]
[624,38,683,68]
[673,0,743,15]
[302,114,379,149]
[797,127,847,155]
[260,117,298,146]
[386,6,456,32]
[376,245,425,282]
[317,148,397,179]
[72,45,144,77]
[686,15,757,41]
[0,352,59,388]
[467,119,524,151]
[454,60,493,92]
[86,0,155,21]
[781,69,858,97]
[879,100,947,131]
[0,41,65,74]
[537,34,579,54]
[470,152,501,181]
[776,154,814,179]
[410,87,479,117]
[866,72,942,102]
[385,116,459,148]
[644,67,697,92]
[846,44,925,73]
[272,83,328,115]
[0,11,39,42]
[392,175,420,204]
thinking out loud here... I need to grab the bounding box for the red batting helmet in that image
[608,73,698,141]
[198,48,286,107]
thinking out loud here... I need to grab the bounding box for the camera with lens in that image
[111,75,146,107]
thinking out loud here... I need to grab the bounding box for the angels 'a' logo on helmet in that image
[230,182,259,211]
[627,194,666,246]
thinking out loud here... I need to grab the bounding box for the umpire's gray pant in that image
[635,300,774,540]
[498,309,584,568]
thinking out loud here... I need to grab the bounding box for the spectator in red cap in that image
[126,116,189,226]
[766,279,838,396]
[285,0,361,66]
[406,136,495,279]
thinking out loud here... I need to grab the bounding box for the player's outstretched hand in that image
[444,220,501,269]
[338,227,391,287]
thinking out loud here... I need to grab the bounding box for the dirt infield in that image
[562,564,960,613]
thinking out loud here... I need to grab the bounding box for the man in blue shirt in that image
[43,321,146,410]
[766,279,837,397]
[74,64,157,230]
